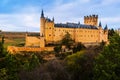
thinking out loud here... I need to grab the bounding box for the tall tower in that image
[84,15,98,27]
[40,10,46,36]
[104,24,108,43]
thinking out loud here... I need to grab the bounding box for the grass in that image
[3,38,25,50]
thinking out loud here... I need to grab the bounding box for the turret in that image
[104,24,108,30]
[98,21,102,29]
[41,9,44,18]
[104,24,108,34]
[104,24,108,43]
[52,17,54,22]
[40,9,46,36]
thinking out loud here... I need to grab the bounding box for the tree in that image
[94,33,120,80]
[61,32,74,49]
[65,51,94,80]
[0,52,41,80]
[0,36,4,54]
[73,42,85,53]
[54,45,62,53]
[108,28,115,39]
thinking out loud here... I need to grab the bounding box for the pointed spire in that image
[104,24,108,30]
[52,17,54,22]
[41,9,44,18]
[99,21,102,27]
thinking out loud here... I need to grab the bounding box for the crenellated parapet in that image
[84,14,98,27]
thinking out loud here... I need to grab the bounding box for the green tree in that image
[61,32,74,49]
[0,52,41,80]
[0,36,4,54]
[108,28,115,39]
[73,42,85,53]
[65,51,94,80]
[94,33,120,80]
[54,45,62,53]
[29,54,40,69]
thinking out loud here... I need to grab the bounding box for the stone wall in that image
[7,46,54,54]
[25,36,40,47]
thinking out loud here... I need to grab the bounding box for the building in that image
[25,10,108,47]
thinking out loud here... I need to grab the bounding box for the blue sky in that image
[0,0,120,32]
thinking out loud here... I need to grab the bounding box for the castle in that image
[25,10,108,47]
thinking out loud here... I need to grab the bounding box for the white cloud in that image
[0,5,41,32]
[101,17,120,23]
[0,0,120,32]
[101,17,120,29]
[0,13,40,32]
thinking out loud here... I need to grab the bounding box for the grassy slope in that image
[4,38,25,50]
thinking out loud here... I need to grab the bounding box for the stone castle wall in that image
[7,46,54,54]
[25,36,40,47]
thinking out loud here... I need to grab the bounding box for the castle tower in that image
[104,24,108,43]
[98,21,103,42]
[84,15,98,27]
[40,10,46,36]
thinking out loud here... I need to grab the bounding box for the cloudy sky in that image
[0,0,120,32]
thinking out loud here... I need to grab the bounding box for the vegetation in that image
[0,36,4,54]
[61,32,74,49]
[108,28,115,39]
[54,32,85,59]
[1,29,120,80]
[65,51,94,80]
[0,52,42,80]
[94,33,120,80]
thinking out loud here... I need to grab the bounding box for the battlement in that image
[84,14,98,27]
[84,14,98,18]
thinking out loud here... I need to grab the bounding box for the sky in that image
[0,0,120,32]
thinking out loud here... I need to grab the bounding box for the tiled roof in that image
[55,23,98,29]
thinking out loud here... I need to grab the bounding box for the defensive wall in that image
[7,46,54,54]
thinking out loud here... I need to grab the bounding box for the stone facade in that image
[25,34,40,47]
[25,10,108,47]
